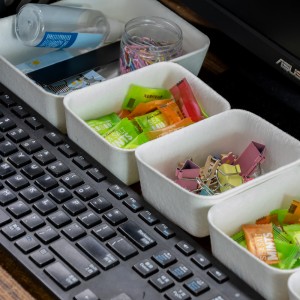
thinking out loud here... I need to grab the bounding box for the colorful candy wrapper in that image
[231,231,247,248]
[86,113,121,136]
[103,118,141,148]
[124,132,150,149]
[283,200,300,224]
[126,99,172,119]
[118,109,131,119]
[158,100,184,124]
[273,240,299,269]
[242,223,279,264]
[269,208,288,226]
[122,84,172,111]
[134,110,169,132]
[170,78,207,122]
[283,224,300,245]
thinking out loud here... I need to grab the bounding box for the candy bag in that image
[86,112,120,135]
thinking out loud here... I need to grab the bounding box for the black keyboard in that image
[0,83,264,300]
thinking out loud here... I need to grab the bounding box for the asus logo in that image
[276,58,300,80]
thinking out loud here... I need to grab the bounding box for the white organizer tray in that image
[135,109,300,237]
[63,62,230,185]
[0,0,210,132]
[208,161,300,300]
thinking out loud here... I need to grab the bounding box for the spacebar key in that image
[50,238,99,279]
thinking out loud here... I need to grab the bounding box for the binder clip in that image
[220,152,237,165]
[217,163,243,192]
[199,155,220,185]
[175,159,200,191]
[235,141,266,177]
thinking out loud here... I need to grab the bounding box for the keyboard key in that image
[44,132,64,146]
[165,288,191,300]
[63,199,86,216]
[191,254,212,270]
[74,184,98,201]
[30,248,55,267]
[0,94,15,107]
[107,236,138,260]
[139,210,159,225]
[7,128,29,143]
[48,186,72,203]
[1,222,25,240]
[21,213,45,231]
[21,163,45,180]
[148,272,174,292]
[87,167,106,182]
[167,264,193,282]
[24,116,43,130]
[44,261,80,291]
[175,241,196,256]
[152,250,177,268]
[35,174,58,191]
[33,149,56,165]
[19,185,43,203]
[133,259,158,278]
[0,140,18,156]
[0,188,17,206]
[103,208,127,226]
[77,236,119,270]
[183,278,210,296]
[74,289,99,300]
[92,223,116,241]
[33,198,57,216]
[15,234,40,254]
[118,220,156,250]
[20,139,43,154]
[11,105,30,118]
[77,211,101,228]
[0,162,16,179]
[107,185,128,200]
[154,224,175,239]
[89,197,112,213]
[35,225,60,244]
[0,117,16,132]
[0,209,11,226]
[6,174,29,191]
[7,200,31,218]
[49,238,99,279]
[47,161,70,177]
[122,197,143,212]
[60,172,84,189]
[207,267,228,283]
[72,155,91,170]
[8,151,31,168]
[62,223,86,241]
[47,211,71,228]
[58,143,77,158]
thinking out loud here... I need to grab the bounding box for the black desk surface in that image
[0,1,300,299]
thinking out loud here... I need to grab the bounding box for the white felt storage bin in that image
[64,62,230,185]
[135,109,300,237]
[0,0,209,132]
[208,161,300,300]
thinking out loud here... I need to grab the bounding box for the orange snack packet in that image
[118,109,131,119]
[158,100,184,125]
[283,200,300,224]
[126,99,172,119]
[242,223,279,264]
[256,214,280,226]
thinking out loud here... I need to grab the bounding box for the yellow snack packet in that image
[242,223,279,264]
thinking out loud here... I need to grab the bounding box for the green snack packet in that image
[86,113,121,136]
[124,132,151,149]
[122,84,172,111]
[104,118,141,148]
[270,208,288,225]
[272,223,291,243]
[283,224,300,244]
[273,239,299,269]
[231,230,247,248]
[135,110,168,132]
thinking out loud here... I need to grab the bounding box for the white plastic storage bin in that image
[135,109,300,237]
[208,161,300,300]
[63,62,230,185]
[288,271,300,300]
[0,0,210,132]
